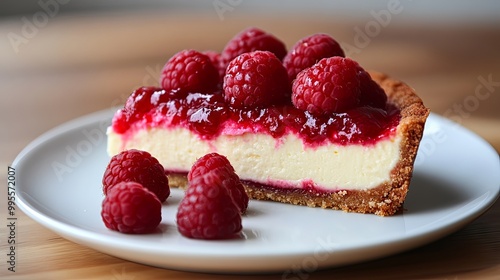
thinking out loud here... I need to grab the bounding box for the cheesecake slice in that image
[107,70,428,216]
[106,28,429,216]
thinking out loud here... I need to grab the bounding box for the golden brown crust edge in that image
[368,71,430,215]
[168,72,430,216]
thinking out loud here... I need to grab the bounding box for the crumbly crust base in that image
[166,72,429,216]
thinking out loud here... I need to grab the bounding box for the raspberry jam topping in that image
[112,88,400,147]
[112,30,401,147]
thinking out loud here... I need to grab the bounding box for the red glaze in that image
[112,87,400,147]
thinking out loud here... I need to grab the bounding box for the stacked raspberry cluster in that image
[101,150,248,239]
[103,27,394,238]
[101,149,168,234]
[177,153,248,239]
[157,27,386,113]
[112,27,395,146]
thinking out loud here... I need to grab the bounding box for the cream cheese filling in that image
[107,127,402,191]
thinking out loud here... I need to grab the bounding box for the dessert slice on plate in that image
[107,28,429,216]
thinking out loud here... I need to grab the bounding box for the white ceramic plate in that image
[13,109,500,273]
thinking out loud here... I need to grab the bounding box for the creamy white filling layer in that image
[107,127,402,190]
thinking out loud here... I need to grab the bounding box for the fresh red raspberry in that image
[223,51,290,108]
[218,167,248,214]
[188,153,248,213]
[202,50,225,85]
[220,27,287,75]
[101,181,162,234]
[202,50,221,69]
[187,152,234,181]
[102,149,170,203]
[292,57,363,115]
[160,49,219,94]
[176,171,242,239]
[283,33,345,82]
[358,71,387,108]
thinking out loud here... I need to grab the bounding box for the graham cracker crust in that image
[167,72,429,216]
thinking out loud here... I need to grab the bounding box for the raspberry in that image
[223,51,290,108]
[218,167,248,214]
[359,71,387,108]
[202,50,225,85]
[103,149,170,203]
[188,153,248,213]
[101,181,162,234]
[187,152,233,181]
[220,27,287,75]
[202,50,221,69]
[292,57,363,115]
[160,49,219,94]
[283,33,345,82]
[176,170,242,239]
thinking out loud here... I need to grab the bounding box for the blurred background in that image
[1,0,500,23]
[1,0,499,166]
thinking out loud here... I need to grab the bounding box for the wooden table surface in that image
[1,9,499,280]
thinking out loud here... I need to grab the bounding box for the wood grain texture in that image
[1,10,499,279]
